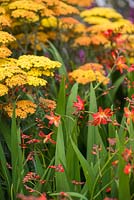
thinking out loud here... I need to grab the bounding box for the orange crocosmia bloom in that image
[115,56,128,73]
[45,112,60,127]
[124,107,134,124]
[91,107,113,126]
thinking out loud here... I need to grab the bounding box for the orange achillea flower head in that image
[124,107,134,124]
[0,14,12,28]
[45,112,61,127]
[0,46,12,58]
[60,17,80,25]
[53,1,79,16]
[3,100,37,119]
[73,35,91,46]
[66,0,93,7]
[90,107,113,126]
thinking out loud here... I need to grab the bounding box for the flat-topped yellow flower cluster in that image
[0,55,61,95]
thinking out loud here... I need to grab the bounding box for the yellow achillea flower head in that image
[9,0,44,22]
[17,55,61,71]
[3,100,37,119]
[0,31,16,44]
[5,74,27,88]
[0,55,59,88]
[41,16,57,28]
[95,71,109,85]
[69,68,96,84]
[0,6,5,15]
[27,68,52,77]
[9,0,44,12]
[0,64,26,82]
[69,63,109,85]
[83,16,110,25]
[0,58,18,68]
[27,76,47,86]
[0,83,8,96]
[80,7,123,20]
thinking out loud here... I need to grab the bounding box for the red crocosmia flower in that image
[39,131,56,144]
[124,163,132,175]
[128,64,134,72]
[37,194,47,200]
[91,107,113,126]
[21,133,32,139]
[115,56,128,73]
[103,29,113,38]
[107,138,116,146]
[124,107,134,124]
[48,164,64,172]
[60,192,68,197]
[45,112,60,127]
[73,96,85,111]
[106,187,111,193]
[112,160,119,166]
[131,94,134,100]
[122,148,132,162]
[72,180,85,185]
[17,193,47,200]
[26,139,41,144]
